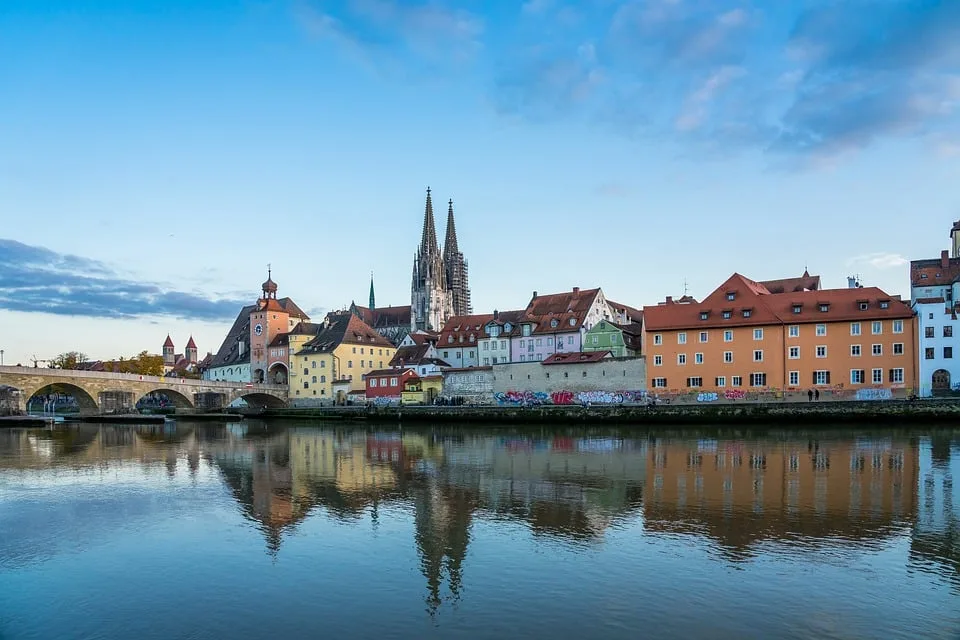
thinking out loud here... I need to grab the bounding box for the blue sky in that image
[1,0,958,365]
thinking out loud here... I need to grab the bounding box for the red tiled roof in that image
[389,343,437,367]
[543,351,612,364]
[911,257,960,288]
[442,366,493,372]
[407,330,439,346]
[913,297,946,304]
[353,304,411,328]
[163,335,174,348]
[185,336,197,349]
[644,273,912,331]
[607,299,644,324]
[438,313,494,345]
[524,287,601,335]
[759,271,821,293]
[298,313,393,354]
[366,368,414,378]
[484,309,527,337]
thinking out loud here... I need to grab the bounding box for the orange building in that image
[643,273,918,400]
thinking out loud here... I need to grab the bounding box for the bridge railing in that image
[0,365,286,392]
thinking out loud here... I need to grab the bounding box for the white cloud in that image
[847,252,909,270]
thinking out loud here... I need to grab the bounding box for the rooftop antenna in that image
[683,279,689,297]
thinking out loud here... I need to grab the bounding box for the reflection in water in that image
[0,424,958,638]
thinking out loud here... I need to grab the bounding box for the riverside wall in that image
[251,399,960,425]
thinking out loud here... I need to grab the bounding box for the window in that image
[753,328,763,340]
[678,333,687,344]
[872,369,883,384]
[722,311,732,319]
[390,377,398,386]
[687,377,703,388]
[732,376,742,387]
[893,343,903,355]
[726,292,736,301]
[348,360,353,368]
[483,342,489,351]
[872,321,882,335]
[303,368,309,376]
[858,301,868,311]
[654,334,663,345]
[945,326,954,338]
[724,330,733,342]
[699,331,708,343]
[816,324,826,336]
[816,345,827,358]
[792,305,802,314]
[654,355,663,366]
[678,354,687,365]
[753,350,763,362]
[352,347,356,354]
[891,368,904,384]
[850,369,865,384]
[320,375,326,383]
[813,370,830,385]
[789,325,799,338]
[743,309,752,318]
[700,312,709,321]
[500,340,507,349]
[946,346,954,359]
[880,301,889,309]
[925,327,934,338]
[893,320,903,334]
[591,336,598,345]
[851,344,861,357]
[312,375,317,383]
[925,347,934,360]
[547,337,554,346]
[750,373,766,387]
[789,371,799,386]
[652,378,667,388]
[724,351,733,363]
[716,376,726,387]
[789,346,800,359]
[694,352,704,364]
[483,357,490,365]
[370,378,377,388]
[819,304,829,312]
[523,325,531,337]
[850,322,861,336]
[872,344,882,356]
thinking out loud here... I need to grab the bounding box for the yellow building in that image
[290,312,396,404]
[400,374,444,405]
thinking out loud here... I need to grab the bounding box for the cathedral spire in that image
[420,187,440,256]
[369,271,376,310]
[443,199,459,257]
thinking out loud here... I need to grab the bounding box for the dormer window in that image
[550,319,559,328]
[504,322,513,332]
[469,334,475,342]
[858,301,868,311]
[722,310,732,319]
[522,324,531,337]
[920,274,928,279]
[448,335,454,343]
[879,300,889,309]
[742,309,752,318]
[792,305,802,314]
[568,318,576,326]
[819,303,830,312]
[700,312,709,320]
[726,292,736,301]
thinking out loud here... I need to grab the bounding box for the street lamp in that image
[1,349,4,366]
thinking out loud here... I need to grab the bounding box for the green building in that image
[582,320,642,358]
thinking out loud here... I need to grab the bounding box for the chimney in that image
[847,276,857,289]
[665,296,673,304]
[943,250,950,269]
[573,287,580,294]
[532,291,538,299]
[493,309,499,320]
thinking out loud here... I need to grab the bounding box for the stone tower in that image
[185,336,198,364]
[249,268,290,383]
[443,199,471,316]
[411,188,453,331]
[163,335,175,366]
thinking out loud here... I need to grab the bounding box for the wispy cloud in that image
[484,0,960,165]
[847,252,909,271]
[0,239,248,320]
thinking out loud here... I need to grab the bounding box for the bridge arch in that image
[268,362,288,385]
[240,392,287,409]
[136,388,195,409]
[27,382,99,413]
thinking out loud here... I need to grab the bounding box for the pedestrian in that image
[814,388,820,401]
[807,389,813,402]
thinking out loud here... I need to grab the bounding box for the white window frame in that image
[699,331,708,343]
[815,324,827,337]
[872,368,882,384]
[893,320,903,334]
[723,351,733,363]
[789,371,799,386]
[893,342,904,355]
[789,346,800,359]
[850,369,865,385]
[732,376,742,387]
[816,345,827,358]
[716,376,726,387]
[677,354,686,365]
[695,352,704,364]
[788,325,799,338]
[652,378,667,388]
[872,344,882,356]
[754,328,763,340]
[892,368,904,384]
[678,332,687,345]
[851,344,861,357]
[850,322,861,336]
[654,355,662,366]
[654,334,662,345]
[753,350,763,362]
[814,370,829,385]
[872,321,882,335]
[723,330,733,342]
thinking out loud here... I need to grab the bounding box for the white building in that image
[910,221,960,396]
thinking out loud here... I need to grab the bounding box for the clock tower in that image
[249,267,290,383]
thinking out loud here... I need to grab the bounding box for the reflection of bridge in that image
[0,365,287,414]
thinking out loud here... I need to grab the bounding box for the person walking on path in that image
[808,389,814,402]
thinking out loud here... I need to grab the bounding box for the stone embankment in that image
[251,399,960,425]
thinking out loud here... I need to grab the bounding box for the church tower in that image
[411,188,453,331]
[369,272,376,310]
[163,335,175,366]
[185,336,198,364]
[443,199,471,316]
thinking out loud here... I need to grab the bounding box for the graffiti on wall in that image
[723,389,746,401]
[854,388,893,401]
[372,396,399,406]
[495,389,648,405]
[697,392,718,402]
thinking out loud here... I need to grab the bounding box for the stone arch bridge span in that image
[0,365,287,415]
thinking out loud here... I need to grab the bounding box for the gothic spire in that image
[369,271,376,310]
[420,187,440,256]
[444,199,459,257]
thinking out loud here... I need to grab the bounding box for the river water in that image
[0,422,957,639]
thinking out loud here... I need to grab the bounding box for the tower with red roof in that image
[163,335,175,366]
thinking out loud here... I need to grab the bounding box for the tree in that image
[50,351,87,369]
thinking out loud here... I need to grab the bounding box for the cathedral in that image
[411,187,471,331]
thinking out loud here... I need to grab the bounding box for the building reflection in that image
[1,424,955,602]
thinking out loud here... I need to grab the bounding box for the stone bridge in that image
[0,365,287,415]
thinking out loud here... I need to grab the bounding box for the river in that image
[0,422,957,639]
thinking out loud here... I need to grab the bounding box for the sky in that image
[1,0,959,366]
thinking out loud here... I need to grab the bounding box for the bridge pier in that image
[0,386,25,416]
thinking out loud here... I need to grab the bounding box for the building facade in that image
[643,273,918,400]
[440,367,494,404]
[365,368,417,404]
[583,320,642,357]
[290,312,397,405]
[510,287,614,363]
[411,188,471,332]
[436,314,485,368]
